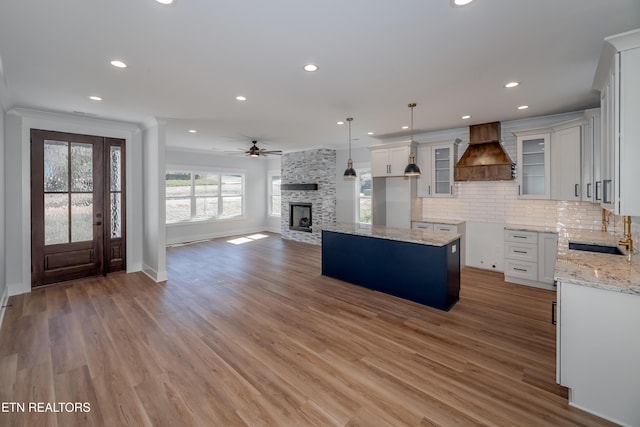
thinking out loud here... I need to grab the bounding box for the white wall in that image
[4,108,144,296]
[165,149,275,245]
[0,77,8,325]
[142,122,167,282]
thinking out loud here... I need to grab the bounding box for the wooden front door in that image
[31,129,126,287]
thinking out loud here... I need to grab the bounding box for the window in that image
[269,173,281,216]
[166,170,244,223]
[357,168,372,224]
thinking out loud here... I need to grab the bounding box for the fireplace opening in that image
[289,203,312,232]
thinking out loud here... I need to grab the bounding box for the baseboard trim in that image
[504,275,555,291]
[142,265,168,283]
[0,286,9,330]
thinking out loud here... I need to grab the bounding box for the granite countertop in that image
[412,218,466,226]
[554,228,640,296]
[504,224,639,295]
[322,223,461,247]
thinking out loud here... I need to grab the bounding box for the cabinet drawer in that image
[412,222,434,231]
[504,229,538,244]
[433,224,457,233]
[505,242,538,262]
[505,260,538,281]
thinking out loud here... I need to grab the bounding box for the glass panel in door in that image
[521,138,545,195]
[434,147,451,195]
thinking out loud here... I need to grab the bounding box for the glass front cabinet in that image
[417,141,456,198]
[515,132,551,199]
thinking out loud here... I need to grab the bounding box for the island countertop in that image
[321,223,461,247]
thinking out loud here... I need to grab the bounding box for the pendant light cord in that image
[347,117,353,159]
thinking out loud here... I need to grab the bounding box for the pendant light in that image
[344,117,357,179]
[404,103,421,177]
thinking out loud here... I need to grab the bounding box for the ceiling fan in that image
[234,140,282,157]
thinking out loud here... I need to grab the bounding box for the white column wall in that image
[142,121,167,282]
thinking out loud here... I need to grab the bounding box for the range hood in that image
[454,122,514,181]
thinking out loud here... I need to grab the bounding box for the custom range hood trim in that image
[454,121,515,182]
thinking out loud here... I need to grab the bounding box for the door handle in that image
[94,221,102,226]
[574,184,579,197]
[603,179,611,204]
[551,301,557,325]
[595,181,601,201]
[587,183,592,198]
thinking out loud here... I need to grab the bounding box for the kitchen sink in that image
[568,241,625,255]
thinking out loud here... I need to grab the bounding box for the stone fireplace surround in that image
[280,149,336,245]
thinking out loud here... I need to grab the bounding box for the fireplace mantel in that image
[281,183,318,191]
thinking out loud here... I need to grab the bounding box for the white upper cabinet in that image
[582,109,601,203]
[593,29,640,215]
[550,121,583,201]
[417,141,456,197]
[515,131,551,199]
[370,143,411,177]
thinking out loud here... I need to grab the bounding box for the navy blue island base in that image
[321,229,460,311]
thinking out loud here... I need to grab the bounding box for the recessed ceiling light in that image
[451,0,473,7]
[303,64,318,72]
[188,129,197,133]
[156,0,174,4]
[368,132,374,135]
[461,115,471,119]
[402,126,409,130]
[337,121,344,125]
[89,96,102,101]
[236,95,246,101]
[518,105,529,110]
[505,81,519,88]
[110,60,127,68]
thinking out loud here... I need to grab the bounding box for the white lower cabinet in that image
[504,229,557,290]
[412,221,465,266]
[557,281,640,426]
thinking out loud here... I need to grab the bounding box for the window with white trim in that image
[357,168,372,224]
[166,170,244,223]
[268,172,281,216]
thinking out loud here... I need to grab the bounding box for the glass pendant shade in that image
[344,117,357,179]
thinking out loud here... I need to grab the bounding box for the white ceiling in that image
[1,0,639,154]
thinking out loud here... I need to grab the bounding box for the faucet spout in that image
[618,216,633,252]
[602,208,612,232]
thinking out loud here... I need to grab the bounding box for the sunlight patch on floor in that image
[227,233,270,245]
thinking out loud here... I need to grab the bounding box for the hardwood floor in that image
[0,232,614,426]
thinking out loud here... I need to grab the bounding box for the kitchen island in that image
[321,223,461,311]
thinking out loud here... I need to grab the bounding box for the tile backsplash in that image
[421,181,624,232]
